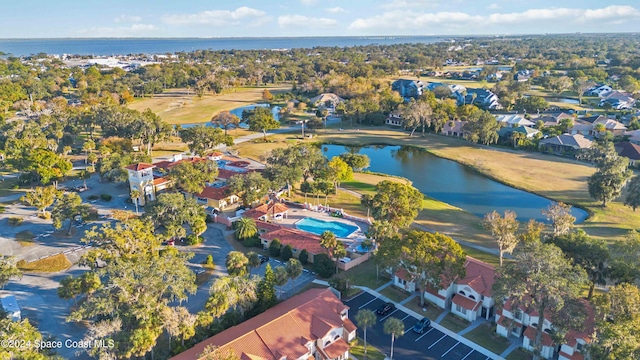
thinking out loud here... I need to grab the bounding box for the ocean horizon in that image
[0,36,448,57]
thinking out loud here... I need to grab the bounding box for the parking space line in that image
[347,291,365,302]
[428,334,447,350]
[359,297,378,309]
[441,341,459,357]
[380,309,399,321]
[415,327,434,342]
[460,349,474,360]
[401,314,411,321]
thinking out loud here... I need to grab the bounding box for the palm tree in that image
[593,123,606,138]
[235,217,258,241]
[285,258,303,293]
[333,244,347,274]
[225,251,249,277]
[383,317,405,360]
[355,309,376,358]
[247,251,261,275]
[130,189,140,215]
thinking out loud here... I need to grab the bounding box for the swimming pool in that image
[295,217,359,238]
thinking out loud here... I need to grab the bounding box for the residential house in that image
[496,298,594,360]
[498,126,540,140]
[442,120,465,137]
[495,114,535,127]
[391,79,425,99]
[514,69,533,82]
[396,257,496,322]
[539,134,593,155]
[593,117,627,137]
[171,288,357,360]
[570,121,594,136]
[394,268,417,292]
[615,142,640,166]
[599,90,636,110]
[585,84,612,97]
[385,113,403,127]
[465,88,501,109]
[259,227,327,263]
[193,185,239,212]
[310,93,345,110]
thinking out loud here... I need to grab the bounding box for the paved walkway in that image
[374,280,393,293]
[458,318,485,336]
[435,309,449,323]
[399,293,417,305]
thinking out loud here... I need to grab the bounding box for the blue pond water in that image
[295,217,360,238]
[321,144,588,224]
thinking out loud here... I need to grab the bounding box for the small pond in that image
[321,144,587,223]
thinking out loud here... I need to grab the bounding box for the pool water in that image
[295,217,359,238]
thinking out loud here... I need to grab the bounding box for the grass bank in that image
[128,85,291,125]
[17,254,72,272]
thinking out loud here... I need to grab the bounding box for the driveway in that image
[344,292,493,360]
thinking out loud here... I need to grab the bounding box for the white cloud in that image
[381,0,439,10]
[326,7,347,13]
[300,0,318,5]
[114,15,142,23]
[278,15,337,28]
[487,4,500,10]
[76,24,157,37]
[349,5,640,32]
[161,7,266,26]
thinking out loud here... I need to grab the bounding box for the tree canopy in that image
[367,180,423,230]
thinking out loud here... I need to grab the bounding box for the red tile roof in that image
[452,294,481,311]
[260,228,326,255]
[343,318,357,334]
[255,220,281,233]
[195,185,230,200]
[564,300,595,346]
[152,176,170,185]
[395,268,417,282]
[153,157,206,170]
[217,168,244,180]
[322,338,350,359]
[124,163,154,171]
[524,326,554,347]
[458,257,495,297]
[253,202,289,215]
[559,350,585,360]
[170,288,352,360]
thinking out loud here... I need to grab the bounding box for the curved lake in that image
[180,104,281,129]
[321,144,588,223]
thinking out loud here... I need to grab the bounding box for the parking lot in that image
[344,292,495,360]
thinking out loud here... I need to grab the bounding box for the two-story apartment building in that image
[392,79,425,99]
[394,257,496,322]
[495,298,594,360]
[465,88,501,109]
[171,288,356,360]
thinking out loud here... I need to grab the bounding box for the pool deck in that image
[274,208,369,243]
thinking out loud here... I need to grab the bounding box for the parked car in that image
[376,302,396,316]
[259,255,270,264]
[412,317,431,334]
[163,239,175,246]
[75,185,89,192]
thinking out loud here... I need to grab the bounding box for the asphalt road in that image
[345,292,493,360]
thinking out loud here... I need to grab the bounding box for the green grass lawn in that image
[438,313,470,333]
[402,298,446,322]
[343,259,391,290]
[379,286,412,303]
[506,348,533,360]
[17,254,72,272]
[349,338,387,360]
[462,323,510,355]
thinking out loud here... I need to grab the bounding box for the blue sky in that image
[2,0,639,38]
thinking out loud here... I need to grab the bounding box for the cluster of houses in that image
[391,78,501,109]
[393,257,593,360]
[585,84,636,110]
